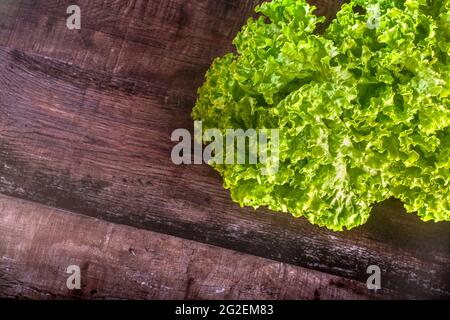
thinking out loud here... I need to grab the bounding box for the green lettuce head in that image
[192,0,450,231]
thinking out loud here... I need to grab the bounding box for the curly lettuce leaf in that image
[192,0,450,231]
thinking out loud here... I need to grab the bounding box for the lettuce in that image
[192,0,450,231]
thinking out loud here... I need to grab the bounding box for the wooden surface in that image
[0,0,449,299]
[0,195,401,300]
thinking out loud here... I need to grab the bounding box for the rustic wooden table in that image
[0,0,449,299]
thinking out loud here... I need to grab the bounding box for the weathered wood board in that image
[0,195,403,300]
[0,0,449,299]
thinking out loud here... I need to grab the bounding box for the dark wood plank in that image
[0,0,449,299]
[0,0,266,96]
[0,195,398,300]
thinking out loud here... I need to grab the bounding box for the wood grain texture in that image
[0,0,449,299]
[0,195,397,300]
[0,0,264,96]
